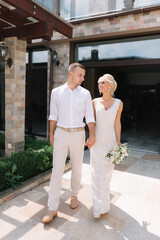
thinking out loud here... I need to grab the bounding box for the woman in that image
[89,74,123,218]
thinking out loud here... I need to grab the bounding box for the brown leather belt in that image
[57,126,84,133]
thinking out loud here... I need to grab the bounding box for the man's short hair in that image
[68,63,85,72]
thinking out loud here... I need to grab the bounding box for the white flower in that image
[106,143,130,165]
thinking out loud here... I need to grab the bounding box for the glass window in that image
[60,0,89,19]
[36,0,53,11]
[76,35,160,61]
[32,50,48,63]
[60,0,70,19]
[36,0,160,20]
[135,0,160,7]
[26,52,29,64]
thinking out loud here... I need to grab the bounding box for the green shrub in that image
[0,135,70,192]
[0,158,12,191]
[5,163,22,189]
[25,136,50,151]
[0,148,53,191]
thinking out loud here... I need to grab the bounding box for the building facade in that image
[1,0,160,153]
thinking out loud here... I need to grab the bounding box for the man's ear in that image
[69,71,73,78]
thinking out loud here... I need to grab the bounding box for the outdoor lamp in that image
[51,49,58,61]
[51,48,60,67]
[0,41,13,68]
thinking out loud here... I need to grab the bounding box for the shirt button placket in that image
[70,91,73,128]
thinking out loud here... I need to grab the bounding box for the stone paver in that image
[0,150,160,240]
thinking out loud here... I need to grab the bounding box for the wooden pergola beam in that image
[5,0,73,38]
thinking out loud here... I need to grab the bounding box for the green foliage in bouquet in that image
[106,143,130,165]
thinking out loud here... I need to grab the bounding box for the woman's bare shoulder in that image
[92,97,101,103]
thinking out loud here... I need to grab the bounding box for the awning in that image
[0,0,73,41]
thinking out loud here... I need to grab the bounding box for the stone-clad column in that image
[5,37,26,156]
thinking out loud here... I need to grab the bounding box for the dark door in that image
[82,62,160,153]
[25,49,48,136]
[0,62,5,131]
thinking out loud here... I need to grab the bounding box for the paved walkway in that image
[0,150,160,240]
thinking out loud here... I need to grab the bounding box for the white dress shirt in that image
[49,83,95,128]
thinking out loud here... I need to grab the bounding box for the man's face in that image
[70,67,85,86]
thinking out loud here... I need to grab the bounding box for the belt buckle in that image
[70,128,75,133]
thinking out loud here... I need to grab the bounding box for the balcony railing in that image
[36,0,160,20]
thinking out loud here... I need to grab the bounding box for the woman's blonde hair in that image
[98,74,117,96]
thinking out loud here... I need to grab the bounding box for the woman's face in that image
[98,80,111,94]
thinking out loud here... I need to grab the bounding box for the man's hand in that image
[50,135,54,147]
[86,137,95,149]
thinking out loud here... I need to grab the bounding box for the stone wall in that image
[52,9,160,40]
[50,42,70,88]
[5,37,26,156]
[73,10,160,37]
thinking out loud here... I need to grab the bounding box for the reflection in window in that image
[26,52,29,64]
[32,50,48,63]
[60,0,89,19]
[76,36,160,61]
[36,0,54,11]
[135,0,160,7]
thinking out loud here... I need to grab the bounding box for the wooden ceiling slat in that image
[0,20,11,28]
[0,5,32,27]
[0,22,53,40]
[5,0,72,38]
[0,0,73,41]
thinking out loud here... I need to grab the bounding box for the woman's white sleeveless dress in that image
[90,97,121,218]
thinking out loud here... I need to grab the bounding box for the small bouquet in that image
[106,143,130,164]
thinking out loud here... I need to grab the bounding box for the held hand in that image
[86,137,96,149]
[85,141,92,149]
[50,135,54,147]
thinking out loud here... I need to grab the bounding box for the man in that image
[42,63,95,223]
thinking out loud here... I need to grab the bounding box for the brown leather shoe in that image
[70,196,79,209]
[42,210,57,223]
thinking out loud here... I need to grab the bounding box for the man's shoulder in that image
[51,84,66,94]
[78,86,90,95]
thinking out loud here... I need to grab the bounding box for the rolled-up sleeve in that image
[85,92,95,124]
[48,90,58,121]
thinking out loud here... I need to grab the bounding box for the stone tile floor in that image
[0,150,160,240]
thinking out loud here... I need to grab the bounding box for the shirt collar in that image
[64,82,80,92]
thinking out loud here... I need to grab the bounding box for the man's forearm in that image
[87,122,95,138]
[49,120,57,136]
[86,122,95,149]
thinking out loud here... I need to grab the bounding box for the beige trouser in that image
[48,127,85,211]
